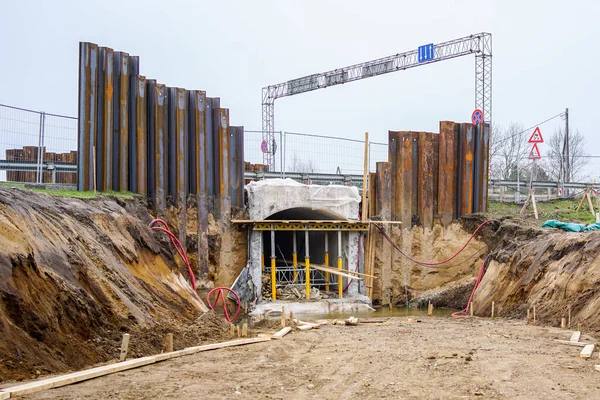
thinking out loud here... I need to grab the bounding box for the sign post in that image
[521,127,545,219]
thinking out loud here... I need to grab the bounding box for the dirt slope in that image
[0,188,234,383]
[473,217,600,327]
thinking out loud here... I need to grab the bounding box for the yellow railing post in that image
[305,229,310,299]
[261,234,265,272]
[337,230,343,299]
[324,232,329,292]
[270,228,276,301]
[292,231,298,282]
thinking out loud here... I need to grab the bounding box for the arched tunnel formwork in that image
[244,179,365,304]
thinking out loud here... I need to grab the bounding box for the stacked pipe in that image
[372,121,489,229]
[77,42,245,278]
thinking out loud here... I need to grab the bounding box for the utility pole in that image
[564,108,569,183]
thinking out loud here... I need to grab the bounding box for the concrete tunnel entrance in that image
[262,208,347,296]
[243,178,373,313]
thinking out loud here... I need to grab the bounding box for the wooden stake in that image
[527,308,531,325]
[469,302,474,318]
[576,188,588,212]
[165,333,173,353]
[237,326,241,338]
[533,305,536,325]
[289,312,295,328]
[561,318,567,329]
[281,306,286,328]
[388,302,393,311]
[586,192,596,216]
[568,306,571,328]
[491,301,495,319]
[242,323,248,338]
[361,132,369,222]
[230,324,235,339]
[119,334,130,362]
[427,302,433,317]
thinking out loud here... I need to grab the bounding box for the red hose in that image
[206,287,241,323]
[149,219,197,291]
[451,255,490,319]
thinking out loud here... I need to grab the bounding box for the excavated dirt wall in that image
[473,219,600,327]
[0,188,247,383]
[372,217,492,308]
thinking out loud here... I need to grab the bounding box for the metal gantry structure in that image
[262,32,492,170]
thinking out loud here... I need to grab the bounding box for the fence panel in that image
[0,104,77,185]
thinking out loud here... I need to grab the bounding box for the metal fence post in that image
[279,130,283,177]
[282,131,287,178]
[35,112,46,184]
[36,112,43,183]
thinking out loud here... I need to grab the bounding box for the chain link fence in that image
[1,103,386,187]
[0,104,77,185]
[245,130,387,176]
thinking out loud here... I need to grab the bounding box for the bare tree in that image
[288,153,315,174]
[543,128,588,182]
[489,122,529,180]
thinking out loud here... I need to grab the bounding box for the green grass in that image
[488,198,598,225]
[0,182,136,200]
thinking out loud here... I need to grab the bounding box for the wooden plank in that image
[0,391,9,400]
[272,327,292,339]
[4,357,156,397]
[570,331,581,342]
[595,365,600,373]
[298,262,364,280]
[361,132,369,221]
[554,339,591,347]
[4,337,270,398]
[296,325,314,331]
[294,320,321,328]
[580,344,595,359]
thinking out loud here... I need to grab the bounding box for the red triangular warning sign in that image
[528,127,544,143]
[529,143,541,160]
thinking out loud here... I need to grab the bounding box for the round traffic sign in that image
[260,140,268,153]
[471,109,484,125]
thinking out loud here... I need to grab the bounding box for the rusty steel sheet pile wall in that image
[372,121,489,230]
[77,42,245,278]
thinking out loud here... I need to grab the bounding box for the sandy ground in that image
[20,316,600,400]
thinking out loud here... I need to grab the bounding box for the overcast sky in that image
[1,0,599,179]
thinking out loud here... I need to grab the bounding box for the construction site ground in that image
[19,316,600,400]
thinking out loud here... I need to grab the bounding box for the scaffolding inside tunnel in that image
[260,208,354,299]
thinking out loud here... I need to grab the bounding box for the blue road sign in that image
[418,43,434,62]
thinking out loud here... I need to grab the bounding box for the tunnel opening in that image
[262,207,350,295]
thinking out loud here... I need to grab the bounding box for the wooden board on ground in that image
[297,325,314,331]
[580,344,595,359]
[358,321,393,326]
[3,337,271,398]
[595,365,600,373]
[294,319,321,328]
[570,331,581,342]
[272,327,292,339]
[554,339,591,347]
[0,391,10,400]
